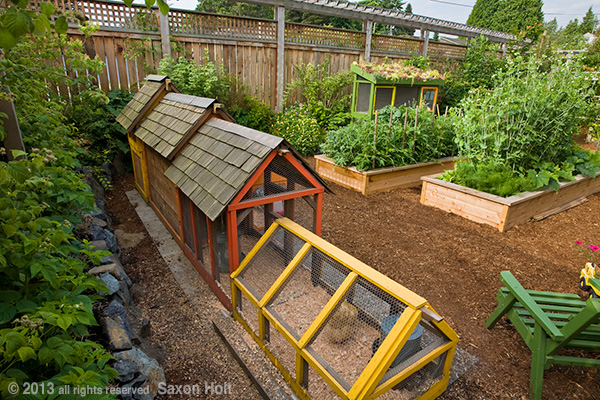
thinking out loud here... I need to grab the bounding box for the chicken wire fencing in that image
[232,218,458,400]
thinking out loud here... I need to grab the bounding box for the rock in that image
[104,299,127,318]
[90,206,107,221]
[111,149,127,177]
[114,359,138,382]
[115,228,146,250]
[92,217,108,228]
[114,348,165,398]
[105,229,118,254]
[139,318,151,338]
[82,168,106,204]
[90,240,108,252]
[98,272,120,296]
[103,316,133,351]
[118,279,133,306]
[95,199,106,211]
[129,283,143,303]
[89,263,119,277]
[89,224,107,241]
[100,253,115,265]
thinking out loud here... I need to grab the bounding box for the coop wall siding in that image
[146,146,180,234]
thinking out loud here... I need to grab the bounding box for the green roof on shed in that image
[164,118,282,221]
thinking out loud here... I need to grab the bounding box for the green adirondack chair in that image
[485,271,600,400]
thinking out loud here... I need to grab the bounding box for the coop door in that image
[420,87,438,112]
[128,133,149,202]
[373,86,395,114]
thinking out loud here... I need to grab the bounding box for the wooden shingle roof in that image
[134,92,215,158]
[116,75,167,131]
[165,118,283,221]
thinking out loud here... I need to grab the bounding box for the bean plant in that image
[441,54,600,196]
[322,105,457,171]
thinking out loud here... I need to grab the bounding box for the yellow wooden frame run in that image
[128,132,150,202]
[231,218,458,400]
[372,86,396,114]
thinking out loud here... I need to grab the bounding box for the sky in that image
[158,0,599,29]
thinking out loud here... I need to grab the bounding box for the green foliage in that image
[227,95,273,133]
[439,35,504,107]
[284,60,353,131]
[158,55,232,104]
[196,0,273,18]
[67,89,133,167]
[271,106,324,156]
[0,155,118,398]
[1,32,105,166]
[441,54,599,196]
[322,105,456,170]
[466,0,544,35]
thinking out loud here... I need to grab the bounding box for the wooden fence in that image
[50,0,470,108]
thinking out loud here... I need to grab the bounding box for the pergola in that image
[237,0,515,109]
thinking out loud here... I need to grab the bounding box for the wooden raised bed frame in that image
[314,154,455,195]
[420,172,600,232]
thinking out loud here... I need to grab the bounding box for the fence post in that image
[364,20,373,62]
[157,9,171,58]
[276,5,285,111]
[422,29,429,57]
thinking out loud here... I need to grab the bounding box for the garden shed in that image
[117,75,331,308]
[351,62,444,118]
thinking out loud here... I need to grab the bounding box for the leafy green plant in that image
[158,54,232,104]
[67,89,133,168]
[227,95,273,133]
[440,54,599,196]
[284,60,353,131]
[0,153,117,398]
[271,105,324,156]
[322,104,456,170]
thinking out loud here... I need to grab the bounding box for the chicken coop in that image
[232,218,458,400]
[350,62,444,118]
[117,75,330,309]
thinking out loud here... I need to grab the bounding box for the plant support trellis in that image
[232,218,458,400]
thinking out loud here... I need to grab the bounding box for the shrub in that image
[271,106,324,156]
[284,60,353,131]
[67,89,133,167]
[322,105,456,170]
[227,95,274,133]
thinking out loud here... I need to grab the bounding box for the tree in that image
[495,0,544,35]
[580,6,598,34]
[196,0,273,19]
[466,0,501,30]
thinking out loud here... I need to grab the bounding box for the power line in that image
[429,0,473,7]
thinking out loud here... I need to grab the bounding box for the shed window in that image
[355,82,371,114]
[373,86,395,113]
[420,87,438,112]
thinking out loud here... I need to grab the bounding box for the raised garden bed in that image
[315,154,455,195]
[420,172,600,232]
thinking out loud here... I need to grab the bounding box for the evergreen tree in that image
[580,6,598,34]
[495,0,544,34]
[403,3,416,36]
[405,3,412,13]
[466,0,501,30]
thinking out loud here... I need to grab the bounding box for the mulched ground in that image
[107,140,600,399]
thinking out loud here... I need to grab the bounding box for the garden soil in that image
[107,151,600,399]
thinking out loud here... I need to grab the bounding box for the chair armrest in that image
[500,271,564,341]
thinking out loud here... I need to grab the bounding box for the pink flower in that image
[576,240,583,245]
[589,245,600,252]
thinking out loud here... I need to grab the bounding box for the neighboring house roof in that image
[165,118,283,220]
[133,92,215,158]
[116,75,168,131]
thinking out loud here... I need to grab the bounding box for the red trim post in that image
[315,192,323,236]
[190,199,199,257]
[283,152,324,190]
[228,210,239,274]
[228,188,323,211]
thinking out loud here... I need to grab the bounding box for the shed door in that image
[128,132,149,202]
[373,86,395,113]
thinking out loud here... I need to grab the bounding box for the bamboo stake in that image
[412,106,419,152]
[373,111,378,170]
[389,109,393,138]
[402,106,408,150]
[445,106,448,117]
